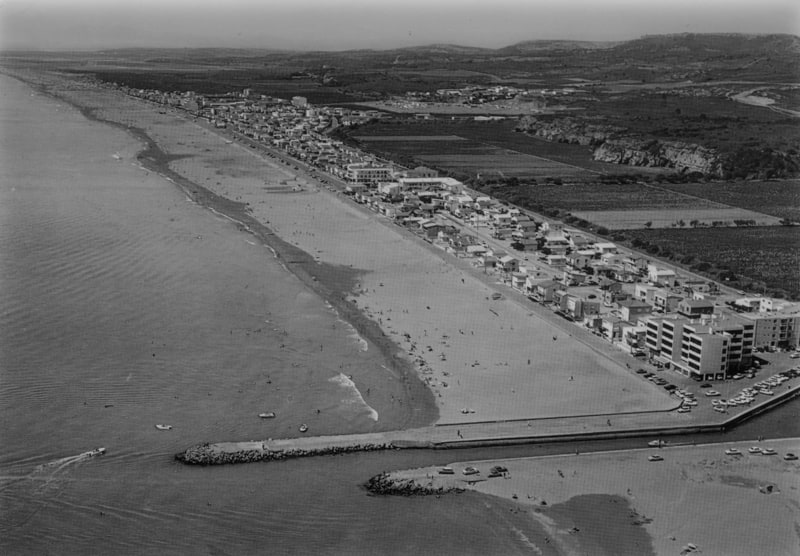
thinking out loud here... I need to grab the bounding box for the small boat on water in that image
[155,424,173,431]
[87,447,106,457]
[299,424,308,433]
[258,412,276,419]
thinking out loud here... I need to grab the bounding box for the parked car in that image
[462,466,480,476]
[784,453,798,461]
[725,448,742,456]
[648,455,664,462]
[705,390,721,397]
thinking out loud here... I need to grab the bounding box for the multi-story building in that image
[645,313,754,381]
[741,311,800,350]
[345,163,395,185]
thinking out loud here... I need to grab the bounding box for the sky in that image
[1,0,798,51]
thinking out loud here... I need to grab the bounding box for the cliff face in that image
[516,116,723,176]
[593,139,722,176]
[516,116,623,146]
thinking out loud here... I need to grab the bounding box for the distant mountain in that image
[394,44,494,55]
[609,33,800,60]
[497,40,619,53]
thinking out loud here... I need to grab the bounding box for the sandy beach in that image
[4,67,681,429]
[383,438,800,556]
[16,69,682,428]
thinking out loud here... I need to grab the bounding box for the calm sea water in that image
[0,74,546,555]
[2,73,797,556]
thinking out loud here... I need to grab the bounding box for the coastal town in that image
[3,23,800,556]
[110,78,800,392]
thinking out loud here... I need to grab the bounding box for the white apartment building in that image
[645,313,754,381]
[345,163,395,185]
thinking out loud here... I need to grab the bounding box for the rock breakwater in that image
[176,441,394,465]
[365,472,464,496]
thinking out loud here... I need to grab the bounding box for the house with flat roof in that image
[511,272,528,291]
[652,289,683,314]
[647,264,677,287]
[529,279,560,303]
[594,242,617,255]
[618,299,653,323]
[498,255,520,273]
[567,250,594,270]
[565,295,600,321]
[600,315,628,342]
[677,298,715,319]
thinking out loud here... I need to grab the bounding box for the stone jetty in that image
[176,440,394,466]
[365,472,464,496]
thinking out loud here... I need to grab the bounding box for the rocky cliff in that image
[516,116,723,176]
[515,116,624,146]
[592,139,722,176]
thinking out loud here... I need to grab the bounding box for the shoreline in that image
[378,437,800,556]
[4,69,438,431]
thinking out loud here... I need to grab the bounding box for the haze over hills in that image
[32,33,800,83]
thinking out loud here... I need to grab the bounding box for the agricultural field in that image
[346,118,664,176]
[622,227,800,299]
[655,180,800,223]
[353,133,596,181]
[479,181,717,212]
[570,208,782,230]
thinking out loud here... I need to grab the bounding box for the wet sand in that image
[385,438,800,555]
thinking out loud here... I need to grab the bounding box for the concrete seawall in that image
[176,383,800,465]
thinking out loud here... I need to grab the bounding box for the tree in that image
[644,221,653,229]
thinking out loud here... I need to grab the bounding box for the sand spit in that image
[377,438,800,556]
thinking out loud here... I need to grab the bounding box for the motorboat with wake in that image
[258,412,276,419]
[155,424,173,431]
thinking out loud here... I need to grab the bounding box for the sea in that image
[1,72,798,555]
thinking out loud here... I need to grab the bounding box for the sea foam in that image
[328,373,378,421]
